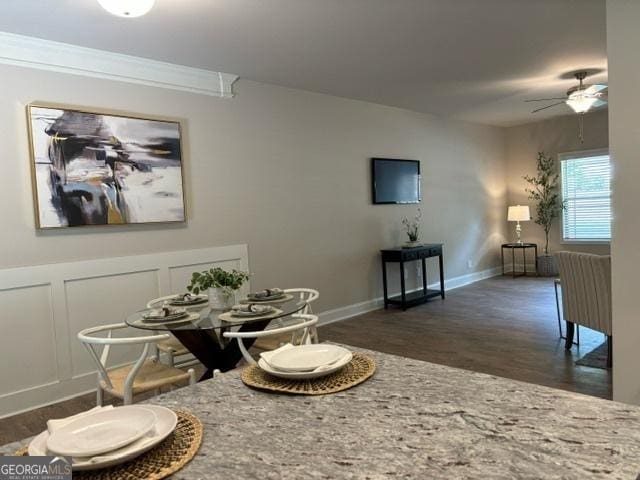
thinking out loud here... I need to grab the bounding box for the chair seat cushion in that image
[101,360,191,398]
[156,337,189,356]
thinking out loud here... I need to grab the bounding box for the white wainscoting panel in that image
[66,270,160,379]
[0,284,58,394]
[0,244,249,418]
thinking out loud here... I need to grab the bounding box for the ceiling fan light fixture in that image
[97,0,155,18]
[566,91,598,114]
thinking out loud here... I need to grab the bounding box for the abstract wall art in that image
[27,104,186,228]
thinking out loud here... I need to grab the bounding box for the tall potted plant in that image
[187,267,249,309]
[523,151,563,276]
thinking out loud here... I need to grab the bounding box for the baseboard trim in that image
[318,266,501,326]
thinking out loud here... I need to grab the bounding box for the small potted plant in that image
[523,151,564,276]
[187,267,249,309]
[402,208,422,247]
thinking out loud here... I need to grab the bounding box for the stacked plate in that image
[242,288,294,304]
[258,344,352,379]
[141,306,199,326]
[29,405,177,471]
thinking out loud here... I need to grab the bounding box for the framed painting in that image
[27,103,186,228]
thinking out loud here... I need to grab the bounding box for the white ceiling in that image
[0,0,607,126]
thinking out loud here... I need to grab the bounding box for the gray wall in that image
[0,63,508,313]
[607,0,640,405]
[504,110,610,255]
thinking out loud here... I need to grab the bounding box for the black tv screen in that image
[371,158,421,204]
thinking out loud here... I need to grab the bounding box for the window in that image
[560,150,611,242]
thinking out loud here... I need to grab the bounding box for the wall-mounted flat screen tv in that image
[371,158,421,204]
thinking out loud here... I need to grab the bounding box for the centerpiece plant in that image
[187,267,249,308]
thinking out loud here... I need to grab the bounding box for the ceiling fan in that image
[525,71,608,142]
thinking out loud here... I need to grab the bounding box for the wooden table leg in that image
[512,248,516,278]
[501,247,505,275]
[523,248,527,276]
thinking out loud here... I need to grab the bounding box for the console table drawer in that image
[403,250,419,261]
[420,246,441,258]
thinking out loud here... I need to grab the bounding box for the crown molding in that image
[0,31,238,97]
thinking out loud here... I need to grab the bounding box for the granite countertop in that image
[3,347,640,479]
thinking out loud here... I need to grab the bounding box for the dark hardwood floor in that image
[0,275,611,446]
[322,275,611,399]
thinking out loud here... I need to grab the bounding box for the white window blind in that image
[560,152,611,241]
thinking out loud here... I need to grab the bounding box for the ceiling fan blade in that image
[531,101,566,113]
[524,97,568,102]
[584,84,608,95]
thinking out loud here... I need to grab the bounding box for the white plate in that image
[240,293,294,305]
[218,308,282,324]
[142,308,188,322]
[30,406,177,471]
[258,351,352,379]
[46,406,156,457]
[147,294,208,310]
[268,344,350,372]
[138,312,200,327]
[230,305,276,317]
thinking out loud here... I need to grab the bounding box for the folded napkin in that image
[146,306,183,318]
[47,405,114,434]
[231,303,272,314]
[259,343,294,367]
[176,293,196,301]
[248,288,283,299]
[259,343,352,373]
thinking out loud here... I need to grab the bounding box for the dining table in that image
[4,346,640,479]
[125,296,307,381]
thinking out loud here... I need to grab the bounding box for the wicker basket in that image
[537,254,558,277]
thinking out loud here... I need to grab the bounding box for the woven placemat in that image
[242,352,376,395]
[14,409,202,480]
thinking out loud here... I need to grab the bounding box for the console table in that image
[380,244,445,310]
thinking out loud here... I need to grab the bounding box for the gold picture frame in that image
[27,102,187,229]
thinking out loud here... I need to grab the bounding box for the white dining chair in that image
[284,288,320,344]
[145,297,200,368]
[78,323,196,406]
[222,314,319,365]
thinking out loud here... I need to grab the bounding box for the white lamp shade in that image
[507,205,530,222]
[97,0,155,17]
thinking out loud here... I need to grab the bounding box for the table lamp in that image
[507,205,530,244]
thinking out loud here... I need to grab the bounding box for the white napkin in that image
[259,343,295,368]
[248,288,283,299]
[259,344,353,373]
[47,405,114,434]
[231,303,272,314]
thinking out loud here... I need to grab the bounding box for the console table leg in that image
[421,257,428,295]
[439,254,445,299]
[382,260,389,309]
[400,260,407,310]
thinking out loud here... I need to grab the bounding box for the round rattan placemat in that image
[14,409,202,480]
[242,352,376,395]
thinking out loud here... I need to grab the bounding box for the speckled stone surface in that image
[3,347,640,479]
